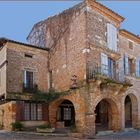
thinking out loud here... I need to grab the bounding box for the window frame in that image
[23,70,34,89]
[24,102,42,121]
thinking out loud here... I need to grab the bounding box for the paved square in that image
[1,131,140,140]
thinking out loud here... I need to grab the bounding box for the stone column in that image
[135,115,140,129]
[84,113,96,138]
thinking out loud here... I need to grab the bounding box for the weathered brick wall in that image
[119,34,140,59]
[0,46,7,96]
[118,34,140,88]
[27,22,46,48]
[0,101,16,130]
[47,4,87,91]
[6,42,48,93]
[25,0,140,137]
[27,3,88,91]
[86,6,119,68]
[86,6,108,48]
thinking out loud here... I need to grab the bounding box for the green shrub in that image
[11,122,23,131]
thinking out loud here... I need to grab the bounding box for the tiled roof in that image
[120,29,140,40]
[0,37,49,51]
[95,1,124,21]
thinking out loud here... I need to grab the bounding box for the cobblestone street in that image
[1,130,140,140]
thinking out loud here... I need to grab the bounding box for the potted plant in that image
[11,122,23,131]
[36,123,55,133]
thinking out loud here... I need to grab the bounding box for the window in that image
[24,103,42,121]
[128,58,134,76]
[101,53,115,79]
[129,41,133,50]
[63,108,71,120]
[107,23,117,51]
[101,53,108,76]
[124,54,129,75]
[124,53,135,76]
[24,70,34,90]
[108,57,115,79]
[135,58,140,78]
[25,53,33,58]
[118,57,124,82]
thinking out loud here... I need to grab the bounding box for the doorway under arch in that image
[95,98,119,132]
[124,94,138,128]
[56,100,75,127]
[125,95,132,128]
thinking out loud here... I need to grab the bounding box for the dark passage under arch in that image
[57,100,75,127]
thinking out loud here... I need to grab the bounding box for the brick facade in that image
[0,0,140,138]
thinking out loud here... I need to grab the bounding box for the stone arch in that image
[123,91,138,129]
[49,94,85,132]
[94,97,120,132]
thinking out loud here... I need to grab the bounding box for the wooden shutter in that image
[16,101,24,121]
[101,53,108,76]
[112,25,117,51]
[107,23,117,51]
[124,53,129,75]
[107,23,112,50]
[135,59,140,77]
[118,57,124,81]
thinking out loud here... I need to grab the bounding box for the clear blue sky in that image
[0,1,140,43]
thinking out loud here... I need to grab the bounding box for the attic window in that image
[25,53,33,58]
[129,41,133,50]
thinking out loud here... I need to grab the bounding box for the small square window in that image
[25,53,33,58]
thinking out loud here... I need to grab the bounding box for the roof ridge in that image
[0,37,49,51]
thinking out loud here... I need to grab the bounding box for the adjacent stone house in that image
[0,38,49,129]
[0,0,140,138]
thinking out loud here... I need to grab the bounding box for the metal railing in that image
[23,83,38,93]
[86,65,125,84]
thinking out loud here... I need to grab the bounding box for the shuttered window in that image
[107,23,117,51]
[108,58,115,79]
[135,59,140,78]
[24,71,34,89]
[118,57,124,82]
[124,53,129,75]
[101,53,108,76]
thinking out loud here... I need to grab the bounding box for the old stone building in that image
[0,38,49,129]
[0,0,140,138]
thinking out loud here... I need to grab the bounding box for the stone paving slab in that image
[0,130,140,140]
